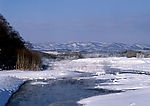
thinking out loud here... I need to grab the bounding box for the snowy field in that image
[1,57,150,105]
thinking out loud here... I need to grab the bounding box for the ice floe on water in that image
[30,81,49,85]
[93,73,150,91]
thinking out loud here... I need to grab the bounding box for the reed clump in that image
[16,49,42,71]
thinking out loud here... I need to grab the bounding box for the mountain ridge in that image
[33,42,150,53]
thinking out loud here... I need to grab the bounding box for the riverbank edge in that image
[5,80,26,106]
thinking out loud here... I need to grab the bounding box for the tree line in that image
[0,14,41,70]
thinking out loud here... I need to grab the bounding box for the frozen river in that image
[2,57,150,106]
[6,72,122,106]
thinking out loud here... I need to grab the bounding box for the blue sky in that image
[0,0,150,44]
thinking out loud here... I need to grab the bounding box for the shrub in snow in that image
[16,49,42,71]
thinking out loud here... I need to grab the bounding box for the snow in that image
[0,70,80,106]
[0,70,78,80]
[44,51,60,55]
[110,57,150,72]
[52,57,150,106]
[0,76,23,106]
[1,57,150,106]
[73,57,150,106]
[53,59,106,74]
[92,73,150,91]
[30,81,49,85]
[78,87,150,106]
[53,57,150,74]
[33,42,150,52]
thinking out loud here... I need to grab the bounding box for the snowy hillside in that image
[33,42,150,53]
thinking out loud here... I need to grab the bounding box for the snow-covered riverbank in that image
[78,87,150,106]
[1,57,150,106]
[0,70,78,106]
[0,77,23,106]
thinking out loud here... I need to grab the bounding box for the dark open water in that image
[6,77,121,106]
